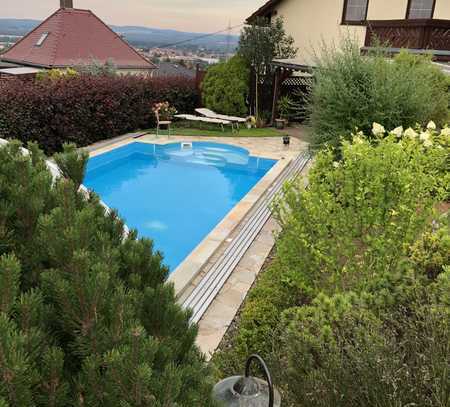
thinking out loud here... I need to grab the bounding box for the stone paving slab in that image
[195,216,281,358]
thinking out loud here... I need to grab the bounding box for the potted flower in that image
[152,101,177,121]
[246,115,257,129]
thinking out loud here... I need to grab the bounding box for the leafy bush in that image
[201,56,250,117]
[277,292,449,407]
[0,74,199,154]
[35,68,79,81]
[308,40,449,149]
[0,141,216,406]
[213,125,450,406]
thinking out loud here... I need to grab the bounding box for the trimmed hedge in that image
[0,75,199,154]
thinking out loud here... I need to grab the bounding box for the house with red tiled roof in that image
[0,0,156,75]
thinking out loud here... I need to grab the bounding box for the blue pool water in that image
[84,142,276,271]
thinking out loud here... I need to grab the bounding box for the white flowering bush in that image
[214,128,449,407]
[372,121,450,198]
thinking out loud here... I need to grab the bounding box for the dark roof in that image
[0,60,22,69]
[1,8,156,70]
[153,62,196,79]
[246,0,283,23]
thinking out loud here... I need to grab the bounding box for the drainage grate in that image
[182,152,311,323]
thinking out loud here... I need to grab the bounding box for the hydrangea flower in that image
[427,121,436,130]
[419,131,430,142]
[423,139,433,148]
[440,127,450,137]
[391,126,404,138]
[372,122,385,136]
[404,127,418,139]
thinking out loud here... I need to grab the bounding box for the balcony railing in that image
[364,19,450,61]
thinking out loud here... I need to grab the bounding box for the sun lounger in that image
[174,114,232,131]
[195,108,247,124]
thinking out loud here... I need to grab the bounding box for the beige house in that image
[248,0,450,66]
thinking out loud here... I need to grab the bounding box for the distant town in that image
[0,18,238,72]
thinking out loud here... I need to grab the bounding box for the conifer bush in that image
[0,141,216,406]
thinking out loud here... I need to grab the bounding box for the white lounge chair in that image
[174,114,232,131]
[195,108,247,125]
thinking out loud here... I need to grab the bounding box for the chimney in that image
[60,0,73,8]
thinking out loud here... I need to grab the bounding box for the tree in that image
[201,56,250,116]
[238,17,297,118]
[74,58,118,76]
[0,141,216,406]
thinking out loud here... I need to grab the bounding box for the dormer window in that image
[407,0,435,19]
[342,0,369,25]
[36,32,49,47]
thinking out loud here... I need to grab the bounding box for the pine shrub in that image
[0,141,216,406]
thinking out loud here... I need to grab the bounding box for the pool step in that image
[181,152,311,324]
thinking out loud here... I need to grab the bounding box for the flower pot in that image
[275,119,285,130]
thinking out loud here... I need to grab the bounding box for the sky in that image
[1,0,267,33]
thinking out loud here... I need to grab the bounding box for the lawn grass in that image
[144,126,284,138]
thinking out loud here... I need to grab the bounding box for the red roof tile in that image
[1,8,156,70]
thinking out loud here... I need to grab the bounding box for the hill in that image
[0,18,239,52]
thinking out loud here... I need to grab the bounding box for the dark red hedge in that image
[0,75,199,154]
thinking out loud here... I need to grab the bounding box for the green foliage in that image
[309,40,449,149]
[74,59,118,76]
[0,141,216,406]
[53,143,89,189]
[35,68,79,82]
[202,56,250,117]
[277,296,449,407]
[213,127,450,406]
[238,17,297,78]
[238,17,297,117]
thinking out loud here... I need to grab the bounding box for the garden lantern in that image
[212,354,281,407]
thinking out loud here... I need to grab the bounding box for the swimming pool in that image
[84,142,276,271]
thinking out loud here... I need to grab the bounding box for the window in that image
[407,0,435,19]
[35,32,49,47]
[342,0,369,25]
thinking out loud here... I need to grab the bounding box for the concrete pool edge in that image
[168,158,289,296]
[85,134,302,296]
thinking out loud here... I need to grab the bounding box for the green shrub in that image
[273,128,446,294]
[308,40,449,149]
[201,56,250,117]
[277,296,449,407]
[213,125,449,406]
[0,141,216,406]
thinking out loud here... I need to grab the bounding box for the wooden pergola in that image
[270,58,314,125]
